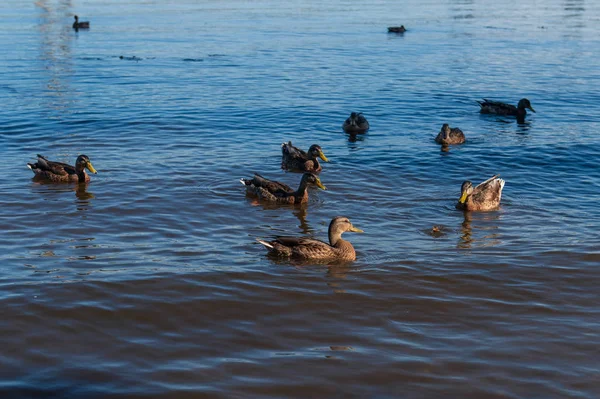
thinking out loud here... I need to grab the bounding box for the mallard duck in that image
[342,112,369,133]
[72,15,90,29]
[388,26,407,33]
[457,175,505,211]
[478,98,535,121]
[435,124,465,146]
[240,172,326,204]
[281,141,329,173]
[257,216,363,261]
[27,154,97,183]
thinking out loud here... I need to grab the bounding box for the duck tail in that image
[240,178,248,186]
[27,163,35,170]
[256,239,274,249]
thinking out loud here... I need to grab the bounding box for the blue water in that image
[1,0,599,397]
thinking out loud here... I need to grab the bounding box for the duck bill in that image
[349,226,364,233]
[528,106,536,113]
[318,150,329,162]
[86,162,98,174]
[458,191,468,204]
[315,180,327,190]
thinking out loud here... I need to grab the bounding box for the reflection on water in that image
[346,132,366,144]
[31,180,94,212]
[35,0,74,118]
[2,0,600,397]
[458,211,502,249]
[246,197,314,234]
[75,183,94,211]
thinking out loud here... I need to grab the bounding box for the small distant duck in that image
[478,98,535,121]
[256,216,363,261]
[72,15,90,29]
[388,26,407,33]
[457,175,505,212]
[240,172,326,204]
[342,112,370,133]
[281,141,329,173]
[27,154,97,183]
[435,124,465,146]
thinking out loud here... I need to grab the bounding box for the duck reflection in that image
[246,200,314,234]
[458,211,474,249]
[458,211,502,249]
[325,262,352,294]
[75,183,95,211]
[31,181,94,212]
[346,132,366,144]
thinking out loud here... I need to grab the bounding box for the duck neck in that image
[75,164,87,180]
[296,176,310,195]
[328,227,343,247]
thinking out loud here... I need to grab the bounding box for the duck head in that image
[308,145,329,162]
[458,181,473,204]
[301,173,327,190]
[75,155,97,174]
[517,98,535,113]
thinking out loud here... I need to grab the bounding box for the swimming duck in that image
[388,26,407,33]
[342,112,370,133]
[72,15,90,29]
[281,141,329,173]
[257,216,363,261]
[27,154,97,183]
[435,124,465,146]
[240,172,326,204]
[478,98,535,121]
[457,175,505,211]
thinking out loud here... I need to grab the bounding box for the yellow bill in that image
[86,161,98,174]
[318,150,329,162]
[316,178,327,190]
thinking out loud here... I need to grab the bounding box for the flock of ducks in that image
[29,17,534,262]
[27,97,532,261]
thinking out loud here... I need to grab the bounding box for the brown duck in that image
[388,26,407,33]
[457,175,505,211]
[27,154,97,183]
[342,112,369,133]
[281,141,329,173]
[478,98,535,122]
[435,124,465,146]
[240,172,326,204]
[72,15,90,29]
[257,216,363,261]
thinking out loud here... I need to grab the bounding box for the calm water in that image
[1,0,600,397]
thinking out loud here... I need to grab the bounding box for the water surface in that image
[1,0,599,397]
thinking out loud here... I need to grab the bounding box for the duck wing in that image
[356,114,369,126]
[281,142,309,165]
[34,155,74,175]
[478,99,517,114]
[250,173,293,194]
[275,236,336,258]
[472,175,505,205]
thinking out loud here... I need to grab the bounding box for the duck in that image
[281,141,329,173]
[478,98,535,122]
[27,154,97,183]
[435,124,465,146]
[457,175,505,211]
[72,15,90,29]
[388,26,407,33]
[240,172,326,204]
[342,112,370,133]
[257,216,363,261]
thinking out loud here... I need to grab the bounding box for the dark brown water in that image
[1,0,600,397]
